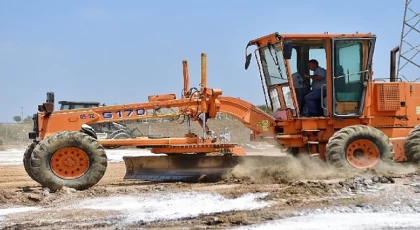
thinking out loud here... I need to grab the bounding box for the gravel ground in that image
[0,147,420,229]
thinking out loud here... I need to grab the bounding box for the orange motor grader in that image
[25,33,419,191]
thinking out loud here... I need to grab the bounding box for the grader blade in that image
[123,154,241,181]
[123,154,292,182]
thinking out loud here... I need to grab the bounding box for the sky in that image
[0,0,417,122]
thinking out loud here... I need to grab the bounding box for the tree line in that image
[13,115,32,123]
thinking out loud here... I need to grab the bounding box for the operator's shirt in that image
[311,66,327,90]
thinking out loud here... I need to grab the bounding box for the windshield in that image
[260,44,289,86]
[258,42,296,113]
[60,104,70,110]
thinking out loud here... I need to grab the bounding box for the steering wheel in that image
[299,73,311,91]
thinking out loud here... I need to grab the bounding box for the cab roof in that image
[58,101,101,105]
[248,32,376,47]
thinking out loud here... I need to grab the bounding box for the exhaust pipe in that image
[390,46,400,82]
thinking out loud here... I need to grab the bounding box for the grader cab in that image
[245,32,420,169]
[24,33,420,191]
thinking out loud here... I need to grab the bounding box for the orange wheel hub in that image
[346,139,380,168]
[50,147,90,179]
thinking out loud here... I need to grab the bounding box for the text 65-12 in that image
[80,114,95,119]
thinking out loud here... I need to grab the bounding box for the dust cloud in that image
[374,160,417,175]
[224,149,418,184]
[225,153,341,183]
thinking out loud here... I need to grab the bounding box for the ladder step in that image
[302,129,320,132]
[311,153,320,157]
[307,141,319,145]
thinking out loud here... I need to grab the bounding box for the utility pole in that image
[20,107,24,122]
[396,0,419,81]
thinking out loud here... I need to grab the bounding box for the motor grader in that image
[24,32,420,191]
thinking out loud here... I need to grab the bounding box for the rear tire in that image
[108,129,129,139]
[104,131,131,149]
[23,142,39,183]
[325,125,394,171]
[404,125,420,164]
[30,131,107,191]
[112,132,131,139]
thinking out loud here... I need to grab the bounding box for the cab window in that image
[309,48,326,74]
[334,40,363,102]
[73,104,86,109]
[289,48,298,74]
[261,47,288,86]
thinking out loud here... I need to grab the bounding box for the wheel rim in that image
[50,147,90,179]
[346,139,380,168]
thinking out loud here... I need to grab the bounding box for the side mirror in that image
[283,40,293,59]
[245,53,252,70]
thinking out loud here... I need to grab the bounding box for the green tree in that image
[257,104,271,113]
[13,116,22,123]
[23,116,33,123]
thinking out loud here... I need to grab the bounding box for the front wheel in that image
[325,125,394,171]
[30,131,108,191]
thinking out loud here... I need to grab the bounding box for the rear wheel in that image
[23,142,39,183]
[404,125,420,164]
[325,125,394,170]
[30,131,107,191]
[104,131,131,149]
[112,132,131,139]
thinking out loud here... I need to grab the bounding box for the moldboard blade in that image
[123,154,291,182]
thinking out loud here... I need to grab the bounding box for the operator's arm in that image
[303,68,326,81]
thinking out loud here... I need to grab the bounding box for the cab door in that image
[331,37,376,117]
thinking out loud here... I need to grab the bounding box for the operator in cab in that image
[303,59,327,117]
